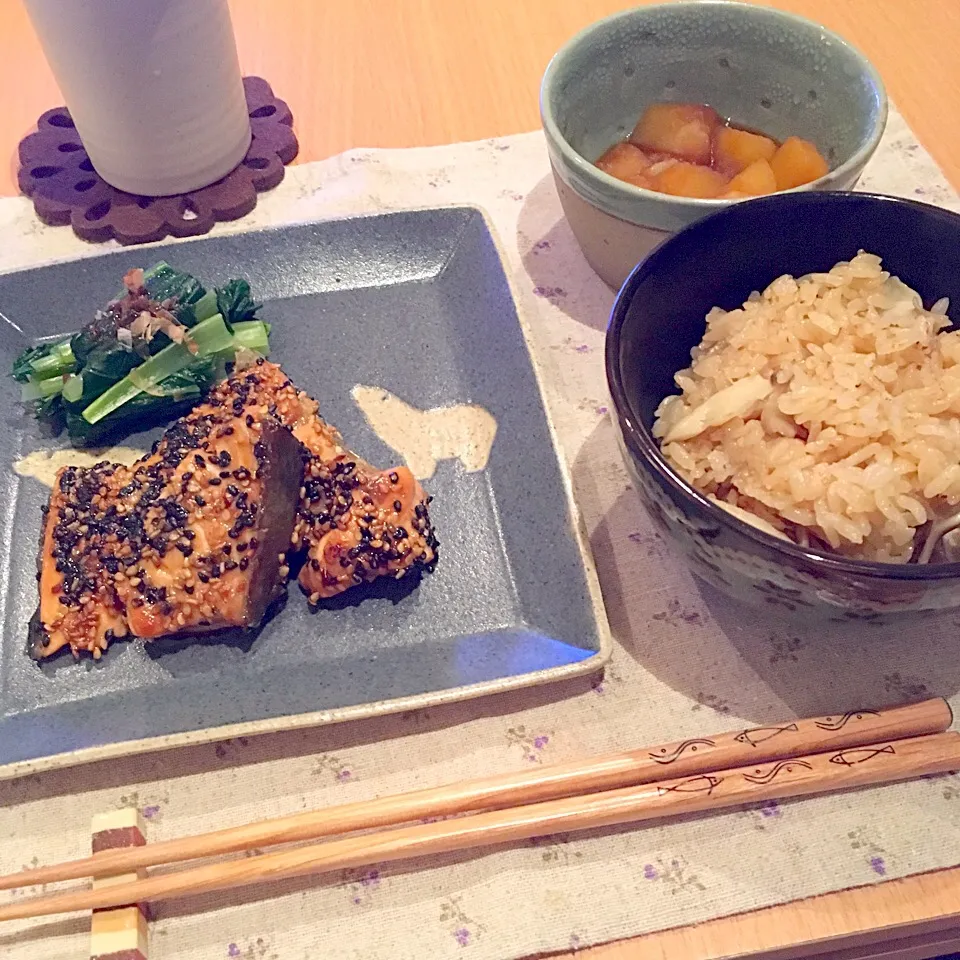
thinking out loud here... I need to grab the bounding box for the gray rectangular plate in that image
[0,207,610,779]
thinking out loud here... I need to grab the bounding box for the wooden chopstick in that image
[1,730,956,922]
[0,697,949,894]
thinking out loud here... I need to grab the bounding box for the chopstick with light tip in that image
[0,698,950,895]
[1,730,957,923]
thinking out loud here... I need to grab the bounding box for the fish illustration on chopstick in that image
[814,710,880,731]
[648,738,716,764]
[656,775,722,797]
[828,744,896,766]
[734,723,798,747]
[742,759,812,785]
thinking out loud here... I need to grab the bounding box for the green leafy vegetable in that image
[142,262,207,328]
[12,344,48,383]
[11,262,271,445]
[61,374,84,404]
[64,361,217,446]
[216,279,261,330]
[21,375,66,402]
[231,321,271,354]
[12,340,75,383]
[70,339,142,406]
[193,289,219,324]
[82,313,233,425]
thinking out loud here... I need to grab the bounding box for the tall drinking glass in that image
[22,0,252,197]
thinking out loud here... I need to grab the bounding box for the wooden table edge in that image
[558,864,960,959]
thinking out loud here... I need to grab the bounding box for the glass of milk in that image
[22,0,252,197]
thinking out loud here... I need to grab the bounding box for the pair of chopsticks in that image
[0,697,955,922]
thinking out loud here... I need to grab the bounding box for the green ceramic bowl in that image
[540,1,888,289]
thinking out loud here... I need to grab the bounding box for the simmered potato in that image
[713,126,777,174]
[629,103,720,165]
[726,158,777,196]
[595,142,652,187]
[769,136,829,190]
[653,162,727,199]
[596,102,832,200]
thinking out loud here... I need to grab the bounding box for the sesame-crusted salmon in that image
[35,360,438,659]
[199,362,439,603]
[36,376,306,659]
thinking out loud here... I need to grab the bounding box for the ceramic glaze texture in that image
[541,1,887,287]
[606,192,960,621]
[0,207,608,773]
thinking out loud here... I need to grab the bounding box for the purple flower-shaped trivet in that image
[17,76,298,246]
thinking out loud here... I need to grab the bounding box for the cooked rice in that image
[652,252,958,562]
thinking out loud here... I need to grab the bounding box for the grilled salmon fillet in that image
[198,362,439,603]
[35,360,437,658]
[37,374,305,659]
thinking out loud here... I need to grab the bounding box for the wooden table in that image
[2,1,959,957]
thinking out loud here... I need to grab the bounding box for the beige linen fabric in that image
[1,106,959,960]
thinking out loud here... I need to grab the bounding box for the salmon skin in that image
[34,360,438,659]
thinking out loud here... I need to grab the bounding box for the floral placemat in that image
[2,105,959,960]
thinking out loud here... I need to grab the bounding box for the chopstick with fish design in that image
[0,698,949,894]
[1,729,957,922]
